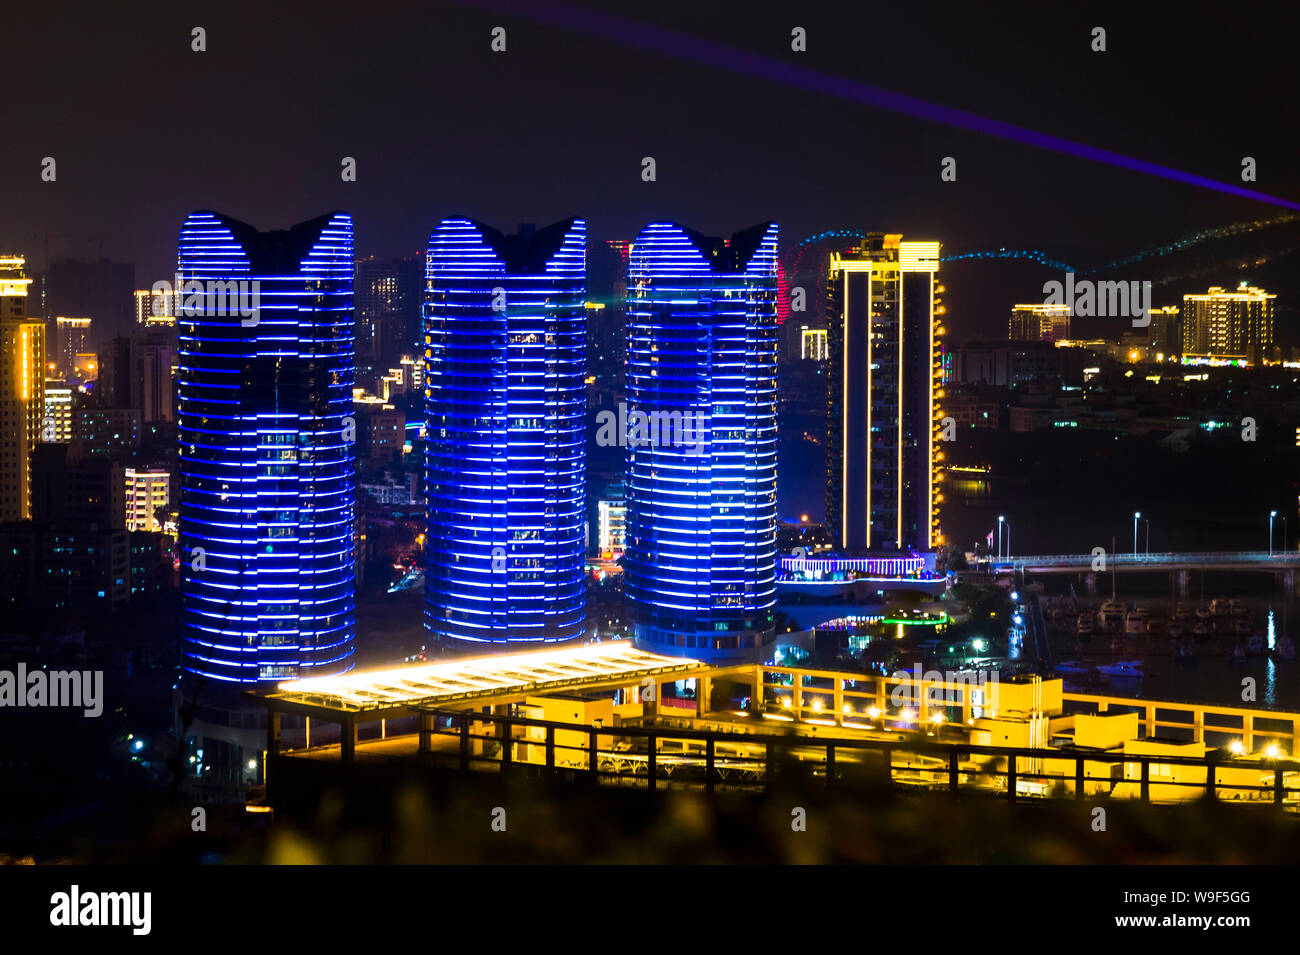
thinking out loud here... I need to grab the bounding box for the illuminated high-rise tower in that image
[825,234,943,553]
[624,221,779,662]
[0,256,45,521]
[54,316,92,378]
[1182,283,1276,364]
[176,211,356,683]
[1147,305,1181,358]
[423,218,587,647]
[1009,303,1070,343]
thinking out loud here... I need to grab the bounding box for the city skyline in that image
[4,0,1300,889]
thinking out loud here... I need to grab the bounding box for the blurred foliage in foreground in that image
[21,761,1300,864]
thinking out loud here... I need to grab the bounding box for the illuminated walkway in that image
[251,642,1300,810]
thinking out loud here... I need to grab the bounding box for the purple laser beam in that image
[462,0,1300,211]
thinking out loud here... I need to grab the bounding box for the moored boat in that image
[1099,599,1126,629]
[1097,660,1143,679]
[1054,660,1090,674]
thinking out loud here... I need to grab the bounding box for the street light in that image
[1270,511,1278,557]
[998,515,1005,561]
[1133,511,1141,556]
[998,516,1011,560]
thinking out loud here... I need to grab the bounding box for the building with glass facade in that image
[825,233,943,554]
[423,217,587,647]
[624,221,779,662]
[176,211,356,683]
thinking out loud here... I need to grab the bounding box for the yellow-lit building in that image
[1146,305,1180,357]
[825,234,943,552]
[379,355,423,401]
[520,696,616,766]
[42,380,72,442]
[1009,303,1070,343]
[800,325,828,361]
[125,467,170,532]
[400,354,423,391]
[72,351,98,385]
[54,316,92,378]
[135,287,176,326]
[1182,283,1275,365]
[1,256,46,520]
[597,498,626,556]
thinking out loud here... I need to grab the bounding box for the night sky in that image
[5,0,1299,341]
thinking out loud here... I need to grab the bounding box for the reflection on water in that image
[1044,591,1298,710]
[948,478,990,498]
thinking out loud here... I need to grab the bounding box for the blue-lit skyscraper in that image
[625,221,779,662]
[177,211,356,683]
[423,218,587,647]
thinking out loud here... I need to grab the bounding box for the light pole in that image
[1133,511,1141,556]
[998,515,1005,561]
[1002,517,1012,559]
[1270,510,1277,557]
